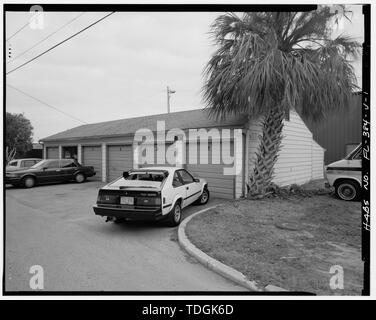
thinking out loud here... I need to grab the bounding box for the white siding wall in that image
[234,136,244,198]
[311,140,325,180]
[247,111,325,187]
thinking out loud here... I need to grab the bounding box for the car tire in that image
[196,187,210,205]
[335,180,360,201]
[167,201,182,227]
[23,176,36,188]
[75,173,86,183]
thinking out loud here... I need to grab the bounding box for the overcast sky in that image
[5,6,364,142]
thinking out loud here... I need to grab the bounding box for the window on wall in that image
[62,146,78,159]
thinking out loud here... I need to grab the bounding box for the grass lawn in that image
[186,182,363,295]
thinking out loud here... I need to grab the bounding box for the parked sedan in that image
[5,159,96,188]
[93,167,210,227]
[6,158,42,172]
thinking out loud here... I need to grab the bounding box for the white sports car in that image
[93,167,210,226]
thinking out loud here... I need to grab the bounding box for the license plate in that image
[120,196,134,205]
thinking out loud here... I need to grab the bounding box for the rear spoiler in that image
[123,170,169,179]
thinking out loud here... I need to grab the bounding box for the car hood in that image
[327,159,361,169]
[102,178,162,191]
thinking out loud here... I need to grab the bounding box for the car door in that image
[38,160,62,183]
[347,145,362,182]
[59,159,77,181]
[171,170,187,207]
[177,169,202,206]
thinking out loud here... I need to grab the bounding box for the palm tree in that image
[203,7,360,197]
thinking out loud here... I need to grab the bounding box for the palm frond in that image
[203,7,360,123]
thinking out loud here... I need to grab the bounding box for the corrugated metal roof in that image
[41,109,247,142]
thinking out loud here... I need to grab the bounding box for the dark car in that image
[5,159,96,188]
[6,158,42,172]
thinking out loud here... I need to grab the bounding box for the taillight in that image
[97,191,118,204]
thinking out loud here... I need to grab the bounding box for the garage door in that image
[107,145,133,181]
[186,141,235,199]
[82,146,102,181]
[139,143,175,168]
[46,147,59,159]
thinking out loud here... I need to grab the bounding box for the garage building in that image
[40,109,324,199]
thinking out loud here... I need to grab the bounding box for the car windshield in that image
[345,144,362,160]
[125,171,166,182]
[30,160,48,169]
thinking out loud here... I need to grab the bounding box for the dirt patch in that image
[186,193,362,295]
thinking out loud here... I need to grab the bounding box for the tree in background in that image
[203,6,360,197]
[6,112,34,160]
[5,146,17,163]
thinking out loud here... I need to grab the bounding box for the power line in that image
[8,12,86,64]
[6,11,116,75]
[7,84,87,124]
[6,12,41,42]
[6,21,29,42]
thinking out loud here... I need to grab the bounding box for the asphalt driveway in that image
[5,181,245,292]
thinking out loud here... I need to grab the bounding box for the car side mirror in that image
[193,178,200,182]
[123,171,130,179]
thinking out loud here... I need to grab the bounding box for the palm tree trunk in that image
[248,108,285,197]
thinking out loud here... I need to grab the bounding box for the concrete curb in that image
[178,205,261,291]
[178,205,289,292]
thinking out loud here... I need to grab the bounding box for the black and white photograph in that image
[2,1,372,302]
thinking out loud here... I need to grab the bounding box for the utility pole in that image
[167,86,175,113]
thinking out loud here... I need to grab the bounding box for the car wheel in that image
[167,201,182,227]
[335,180,360,201]
[196,187,210,205]
[23,176,35,188]
[75,173,86,183]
